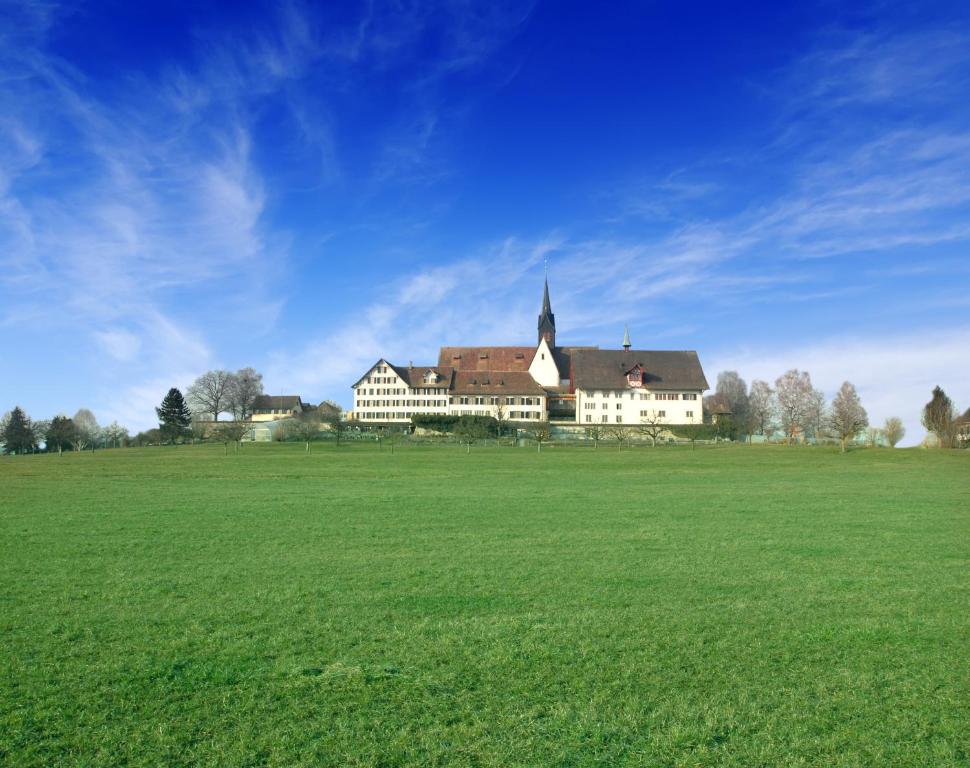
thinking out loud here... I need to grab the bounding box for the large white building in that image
[351,279,709,426]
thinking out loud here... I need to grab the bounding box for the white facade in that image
[575,388,702,426]
[352,361,450,423]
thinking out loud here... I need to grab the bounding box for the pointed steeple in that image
[622,325,631,350]
[537,271,556,347]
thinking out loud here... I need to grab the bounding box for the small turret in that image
[622,326,631,351]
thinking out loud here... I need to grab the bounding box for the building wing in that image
[571,349,709,391]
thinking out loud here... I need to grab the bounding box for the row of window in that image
[582,410,682,424]
[356,400,448,409]
[455,396,541,406]
[584,391,698,400]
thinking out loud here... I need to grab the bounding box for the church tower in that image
[537,276,556,347]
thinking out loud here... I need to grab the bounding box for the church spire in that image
[622,325,631,350]
[537,271,556,347]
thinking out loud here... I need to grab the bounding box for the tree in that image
[680,420,706,450]
[2,406,36,454]
[828,381,868,453]
[805,388,827,442]
[187,370,233,421]
[290,410,322,453]
[715,371,750,439]
[525,421,551,452]
[227,368,264,421]
[318,400,345,445]
[493,400,510,441]
[584,425,603,449]
[101,421,129,448]
[212,422,249,454]
[156,388,192,444]
[72,408,100,451]
[883,417,905,448]
[748,380,774,438]
[45,416,75,455]
[922,386,957,448]
[637,411,666,447]
[605,425,630,450]
[775,369,813,445]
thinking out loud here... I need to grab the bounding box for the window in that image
[584,402,595,410]
[601,415,608,423]
[506,397,514,405]
[686,410,694,418]
[683,393,698,401]
[602,403,608,410]
[658,410,666,418]
[460,397,469,405]
[616,415,622,423]
[475,397,484,405]
[616,403,622,410]
[585,414,592,423]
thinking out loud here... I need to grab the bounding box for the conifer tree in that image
[156,388,192,444]
[2,406,37,455]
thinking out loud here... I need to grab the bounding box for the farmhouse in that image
[351,278,709,426]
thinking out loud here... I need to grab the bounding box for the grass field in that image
[1,443,968,767]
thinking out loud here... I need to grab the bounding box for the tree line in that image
[0,407,128,455]
[702,370,966,450]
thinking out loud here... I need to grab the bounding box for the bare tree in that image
[748,380,774,438]
[866,426,882,447]
[318,400,345,445]
[775,369,813,445]
[72,408,99,451]
[212,421,249,454]
[227,367,264,421]
[805,388,827,442]
[679,421,705,450]
[584,425,603,449]
[187,370,233,421]
[883,417,905,448]
[525,421,551,452]
[605,425,631,451]
[922,386,957,448]
[101,421,129,448]
[636,411,666,447]
[829,381,868,453]
[715,371,750,439]
[290,410,322,453]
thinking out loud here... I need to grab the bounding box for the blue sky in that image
[2,0,969,442]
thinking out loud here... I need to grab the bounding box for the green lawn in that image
[1,443,968,767]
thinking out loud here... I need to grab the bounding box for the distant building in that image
[351,278,709,426]
[251,395,307,422]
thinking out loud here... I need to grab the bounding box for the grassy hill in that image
[1,443,968,766]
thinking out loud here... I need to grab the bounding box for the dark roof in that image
[451,371,546,395]
[955,408,970,427]
[252,395,303,411]
[551,345,598,380]
[438,346,535,372]
[571,349,709,391]
[389,365,455,388]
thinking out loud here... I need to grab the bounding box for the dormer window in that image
[627,365,643,387]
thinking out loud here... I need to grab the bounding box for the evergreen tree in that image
[922,385,957,448]
[2,406,37,455]
[46,416,76,455]
[156,388,192,444]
